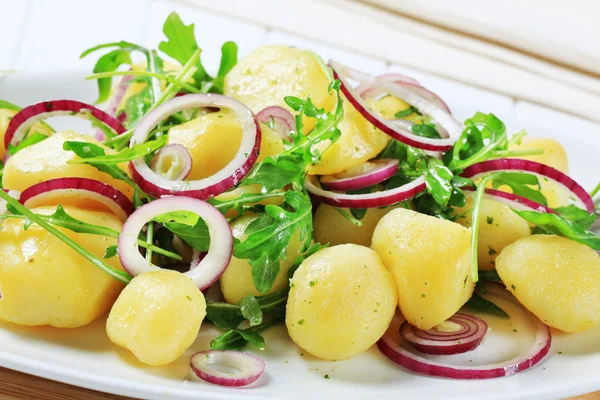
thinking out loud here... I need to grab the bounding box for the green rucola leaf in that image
[211,41,238,93]
[103,245,118,259]
[465,293,509,318]
[553,205,597,230]
[239,295,263,327]
[7,132,49,156]
[67,135,167,165]
[491,172,548,206]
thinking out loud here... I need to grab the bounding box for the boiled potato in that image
[510,136,569,208]
[168,111,284,181]
[106,270,206,366]
[314,204,396,247]
[0,206,125,327]
[371,208,474,330]
[220,214,303,304]
[2,131,133,199]
[366,94,416,120]
[0,108,53,160]
[496,235,600,333]
[286,244,397,360]
[306,98,390,175]
[225,45,335,132]
[455,198,530,270]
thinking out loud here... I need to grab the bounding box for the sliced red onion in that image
[255,106,294,141]
[95,74,134,141]
[130,94,261,199]
[190,350,265,387]
[0,190,21,214]
[4,100,126,149]
[19,178,134,221]
[400,313,488,355]
[357,73,419,98]
[378,312,551,379]
[329,60,461,152]
[320,159,399,191]
[463,187,555,214]
[306,175,426,208]
[118,196,232,290]
[150,144,192,181]
[461,158,594,213]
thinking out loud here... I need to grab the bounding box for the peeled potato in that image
[455,198,530,270]
[106,270,206,366]
[0,108,54,160]
[496,235,600,333]
[2,131,133,199]
[286,244,397,360]
[371,208,473,330]
[225,45,335,132]
[314,204,396,247]
[0,206,125,328]
[366,94,416,120]
[220,214,303,304]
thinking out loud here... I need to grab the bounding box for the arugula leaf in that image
[465,293,509,318]
[103,245,118,259]
[394,105,420,118]
[411,122,441,139]
[209,191,286,216]
[512,209,600,250]
[163,218,210,252]
[206,290,288,330]
[553,205,597,230]
[422,157,454,206]
[212,41,238,93]
[210,322,272,351]
[479,269,502,282]
[239,294,263,327]
[491,172,548,206]
[7,132,48,156]
[67,135,167,165]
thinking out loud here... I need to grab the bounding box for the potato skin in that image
[286,244,397,360]
[0,206,125,327]
[2,131,133,199]
[106,270,206,366]
[371,208,474,330]
[496,235,600,333]
[455,198,530,270]
[313,204,395,247]
[220,214,303,304]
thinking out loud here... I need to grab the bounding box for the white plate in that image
[0,71,599,400]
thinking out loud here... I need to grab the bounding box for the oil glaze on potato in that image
[220,214,303,304]
[455,198,530,270]
[314,204,395,247]
[0,206,125,328]
[106,270,206,366]
[286,244,397,360]
[496,235,600,333]
[371,208,473,330]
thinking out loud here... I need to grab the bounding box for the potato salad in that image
[0,11,598,387]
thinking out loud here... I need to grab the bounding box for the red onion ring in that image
[129,94,261,199]
[95,75,134,141]
[149,144,192,181]
[329,60,461,152]
[400,313,488,355]
[117,196,232,290]
[0,190,21,215]
[4,100,126,150]
[19,178,134,221]
[461,158,594,213]
[190,350,265,387]
[306,175,426,208]
[357,73,419,97]
[320,159,399,191]
[255,106,294,141]
[463,187,555,214]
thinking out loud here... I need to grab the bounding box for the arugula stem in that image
[151,49,201,111]
[506,130,527,147]
[86,70,201,95]
[103,129,133,148]
[332,207,363,227]
[82,110,117,139]
[0,191,132,284]
[590,182,600,198]
[491,148,543,158]
[146,223,154,262]
[209,192,286,212]
[470,175,496,283]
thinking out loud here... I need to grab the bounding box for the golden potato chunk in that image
[225,45,335,132]
[455,198,530,270]
[106,270,206,366]
[286,244,397,360]
[220,214,302,304]
[371,208,474,330]
[2,131,133,199]
[314,204,395,247]
[0,206,125,327]
[496,235,600,333]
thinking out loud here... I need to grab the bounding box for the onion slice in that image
[306,175,426,208]
[329,60,461,151]
[463,187,555,214]
[150,144,192,181]
[255,106,294,141]
[95,74,134,141]
[461,158,594,213]
[320,159,399,191]
[117,196,232,290]
[130,94,261,199]
[19,178,134,221]
[400,314,488,355]
[4,100,126,149]
[190,350,265,387]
